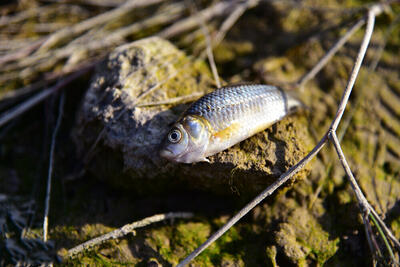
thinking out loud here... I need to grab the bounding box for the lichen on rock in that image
[74,36,312,195]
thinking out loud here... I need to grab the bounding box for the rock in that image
[74,36,313,195]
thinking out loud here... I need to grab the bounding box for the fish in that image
[159,84,301,163]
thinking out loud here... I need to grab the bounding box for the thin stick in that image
[326,6,379,210]
[363,213,381,261]
[38,0,165,52]
[369,213,396,262]
[190,1,221,88]
[201,0,259,58]
[43,92,65,242]
[201,20,221,87]
[0,39,45,65]
[159,0,235,39]
[0,59,100,110]
[67,212,193,258]
[177,135,328,266]
[369,206,400,250]
[0,5,59,27]
[330,132,370,210]
[296,18,365,90]
[329,5,381,132]
[177,4,389,266]
[0,66,92,128]
[369,13,400,71]
[136,92,204,107]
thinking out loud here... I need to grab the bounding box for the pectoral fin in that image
[212,122,241,141]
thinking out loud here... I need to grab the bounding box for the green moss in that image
[275,207,339,265]
[144,220,246,266]
[214,41,254,63]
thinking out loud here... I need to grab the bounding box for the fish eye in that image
[168,129,182,143]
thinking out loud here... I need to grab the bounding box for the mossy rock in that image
[74,36,313,196]
[274,206,339,265]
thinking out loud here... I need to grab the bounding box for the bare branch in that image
[67,212,193,258]
[296,18,365,90]
[369,206,400,250]
[329,5,382,131]
[177,135,328,266]
[136,92,204,107]
[369,13,400,70]
[191,2,221,88]
[210,0,259,52]
[0,59,100,110]
[177,3,393,266]
[330,131,370,209]
[38,0,165,52]
[159,0,236,39]
[43,92,65,242]
[0,39,45,65]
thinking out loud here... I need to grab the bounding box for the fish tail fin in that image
[285,91,308,113]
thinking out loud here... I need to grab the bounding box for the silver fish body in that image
[160,84,301,163]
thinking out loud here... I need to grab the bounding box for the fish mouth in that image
[160,148,174,160]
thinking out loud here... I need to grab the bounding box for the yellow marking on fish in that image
[212,122,241,141]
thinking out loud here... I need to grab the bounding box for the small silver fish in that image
[160,84,301,163]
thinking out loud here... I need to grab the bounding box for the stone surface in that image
[74,36,313,195]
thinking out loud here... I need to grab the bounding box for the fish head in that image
[160,115,210,163]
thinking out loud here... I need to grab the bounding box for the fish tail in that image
[279,89,304,113]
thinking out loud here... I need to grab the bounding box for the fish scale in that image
[185,84,297,135]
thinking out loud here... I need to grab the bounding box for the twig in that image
[101,3,185,44]
[369,13,400,71]
[203,24,221,88]
[0,59,100,110]
[37,0,165,52]
[189,1,221,88]
[0,38,40,50]
[43,92,65,242]
[331,130,398,262]
[177,3,392,266]
[136,92,204,107]
[369,213,396,262]
[159,0,236,39]
[363,213,381,261]
[177,135,328,267]
[329,5,379,132]
[296,18,365,90]
[0,65,93,128]
[0,4,184,78]
[67,212,193,258]
[327,4,400,262]
[69,0,125,7]
[0,5,59,27]
[330,132,369,210]
[202,0,259,57]
[0,39,45,65]
[369,205,400,250]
